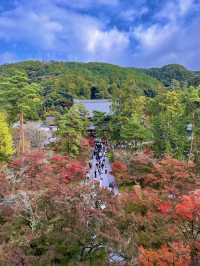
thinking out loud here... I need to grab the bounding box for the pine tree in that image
[57,105,88,156]
[0,71,43,153]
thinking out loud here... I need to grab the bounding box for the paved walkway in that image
[89,151,118,195]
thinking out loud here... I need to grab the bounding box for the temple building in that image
[73,99,112,118]
[74,99,112,136]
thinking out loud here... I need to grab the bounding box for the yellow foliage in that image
[0,112,15,160]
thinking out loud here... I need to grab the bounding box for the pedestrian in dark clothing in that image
[109,182,114,189]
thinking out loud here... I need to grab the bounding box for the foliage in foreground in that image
[0,149,200,265]
[112,149,200,265]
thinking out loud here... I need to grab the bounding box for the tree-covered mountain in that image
[142,64,200,87]
[0,61,163,101]
[1,61,199,98]
[0,61,199,117]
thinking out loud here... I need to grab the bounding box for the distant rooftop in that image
[74,99,112,116]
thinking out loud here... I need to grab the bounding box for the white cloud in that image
[178,0,194,15]
[0,0,199,69]
[120,6,148,22]
[0,8,63,50]
[0,0,129,64]
[131,14,200,70]
[84,27,129,54]
[133,23,178,50]
[130,0,199,69]
[156,0,194,22]
[65,14,130,63]
[156,2,178,22]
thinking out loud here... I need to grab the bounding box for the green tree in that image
[0,71,42,121]
[183,86,200,162]
[0,112,14,161]
[92,111,110,139]
[108,114,124,143]
[57,105,88,156]
[150,90,188,159]
[121,115,152,147]
[170,79,181,90]
[0,71,43,153]
[110,95,152,145]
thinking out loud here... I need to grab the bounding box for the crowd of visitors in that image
[88,139,115,192]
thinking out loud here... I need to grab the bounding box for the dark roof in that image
[74,99,112,116]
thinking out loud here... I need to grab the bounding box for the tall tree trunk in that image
[19,111,25,154]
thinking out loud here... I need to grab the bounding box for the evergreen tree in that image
[0,71,42,122]
[0,71,43,153]
[57,105,88,156]
[150,90,188,159]
[121,115,152,146]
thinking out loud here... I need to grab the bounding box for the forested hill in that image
[0,61,163,100]
[142,64,200,87]
[0,61,199,104]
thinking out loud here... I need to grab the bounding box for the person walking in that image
[86,172,90,180]
[98,168,101,176]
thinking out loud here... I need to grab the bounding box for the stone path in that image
[89,151,118,195]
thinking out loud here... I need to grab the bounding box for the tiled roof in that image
[74,99,112,116]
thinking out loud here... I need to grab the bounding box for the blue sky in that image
[0,0,199,69]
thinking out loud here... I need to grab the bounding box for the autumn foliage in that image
[139,242,191,266]
[111,149,200,265]
[0,146,199,265]
[8,150,86,189]
[142,155,195,191]
[0,150,136,265]
[112,160,128,184]
[175,191,200,221]
[112,160,128,173]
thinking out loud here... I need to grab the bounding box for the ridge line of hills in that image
[0,61,199,101]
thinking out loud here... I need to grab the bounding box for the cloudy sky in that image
[0,0,199,69]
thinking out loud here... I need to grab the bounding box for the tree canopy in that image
[0,71,42,122]
[0,112,14,161]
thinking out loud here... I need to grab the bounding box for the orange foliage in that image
[8,150,86,192]
[175,191,200,221]
[159,202,172,215]
[139,242,191,266]
[144,156,195,191]
[112,161,128,183]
